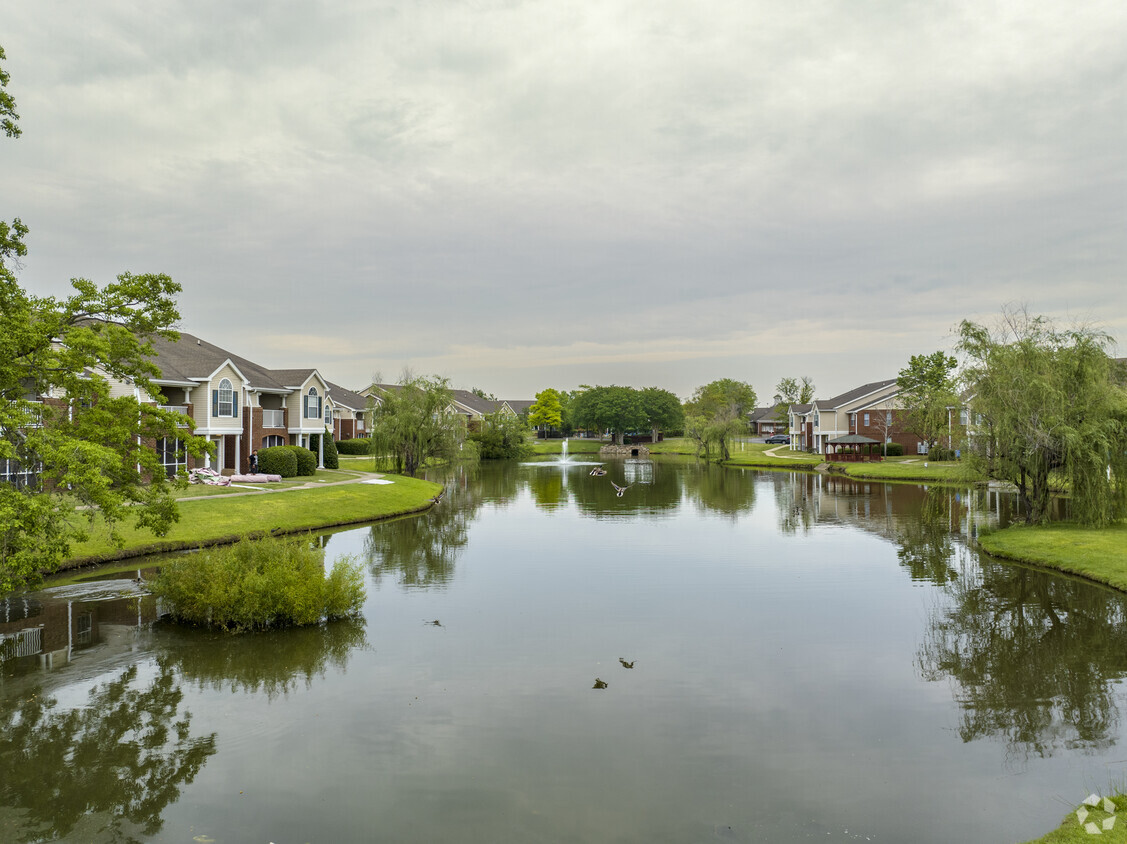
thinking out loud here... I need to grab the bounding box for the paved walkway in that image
[762,445,816,461]
[177,468,387,502]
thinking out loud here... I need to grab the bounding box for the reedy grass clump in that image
[152,535,365,631]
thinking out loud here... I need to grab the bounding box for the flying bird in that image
[589,466,606,476]
[619,658,634,669]
[611,481,631,497]
[592,678,608,689]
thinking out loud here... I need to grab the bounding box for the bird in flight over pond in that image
[611,481,631,497]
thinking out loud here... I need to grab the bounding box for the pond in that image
[3,459,1126,843]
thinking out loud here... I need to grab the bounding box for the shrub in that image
[882,442,904,457]
[292,445,317,476]
[258,446,298,477]
[322,430,339,469]
[928,444,955,461]
[336,438,372,455]
[151,535,366,631]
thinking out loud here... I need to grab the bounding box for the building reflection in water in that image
[1,571,159,678]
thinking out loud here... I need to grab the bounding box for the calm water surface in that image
[3,460,1127,843]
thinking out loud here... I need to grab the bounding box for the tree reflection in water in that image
[162,618,368,701]
[0,664,216,843]
[919,558,1127,758]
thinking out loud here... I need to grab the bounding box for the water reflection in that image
[918,558,1127,758]
[0,663,217,843]
[161,619,368,701]
[2,580,159,678]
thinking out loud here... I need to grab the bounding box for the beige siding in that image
[286,375,329,431]
[192,362,244,427]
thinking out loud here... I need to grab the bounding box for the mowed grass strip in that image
[838,459,982,484]
[526,438,604,455]
[65,475,443,565]
[723,444,822,468]
[978,522,1127,593]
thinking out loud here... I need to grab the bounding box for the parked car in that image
[764,434,790,444]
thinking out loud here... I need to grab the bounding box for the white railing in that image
[262,409,285,428]
[0,626,43,657]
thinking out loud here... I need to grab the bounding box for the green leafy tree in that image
[773,376,814,424]
[1,46,208,593]
[684,379,757,460]
[0,45,18,139]
[368,374,460,477]
[896,351,958,451]
[468,410,532,459]
[528,387,563,432]
[569,385,646,444]
[638,386,683,443]
[957,309,1127,525]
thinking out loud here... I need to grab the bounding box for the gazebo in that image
[825,434,884,462]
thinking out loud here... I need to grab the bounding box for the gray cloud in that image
[4,0,1126,399]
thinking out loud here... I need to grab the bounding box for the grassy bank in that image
[526,437,604,454]
[1022,793,1127,842]
[63,474,443,567]
[977,521,1127,592]
[837,459,983,484]
[722,444,822,469]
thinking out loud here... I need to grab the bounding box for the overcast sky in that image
[4,1,1125,401]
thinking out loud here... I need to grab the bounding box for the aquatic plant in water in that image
[152,535,365,631]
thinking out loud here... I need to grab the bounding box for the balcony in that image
[262,409,285,428]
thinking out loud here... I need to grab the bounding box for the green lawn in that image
[63,474,443,566]
[837,459,983,484]
[722,443,823,468]
[978,521,1127,593]
[526,437,605,454]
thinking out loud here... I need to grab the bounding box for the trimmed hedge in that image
[258,446,298,477]
[336,438,372,455]
[258,445,317,477]
[293,446,317,476]
[882,442,904,457]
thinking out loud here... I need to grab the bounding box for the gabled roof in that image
[748,403,787,422]
[269,369,326,390]
[448,389,504,416]
[325,381,369,411]
[147,331,289,392]
[813,379,898,410]
[503,399,534,414]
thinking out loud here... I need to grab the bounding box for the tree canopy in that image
[527,387,563,431]
[368,375,461,476]
[773,376,814,420]
[684,378,757,460]
[639,387,683,442]
[896,351,958,450]
[569,385,646,444]
[1,50,210,594]
[957,310,1127,525]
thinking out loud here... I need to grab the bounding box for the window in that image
[863,412,870,426]
[886,411,892,425]
[155,437,186,478]
[263,435,285,448]
[960,409,969,426]
[213,378,237,418]
[813,412,819,426]
[304,387,321,419]
[325,403,332,425]
[1,456,40,490]
[76,612,93,645]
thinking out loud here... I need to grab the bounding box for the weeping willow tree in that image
[957,308,1127,525]
[368,374,461,477]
